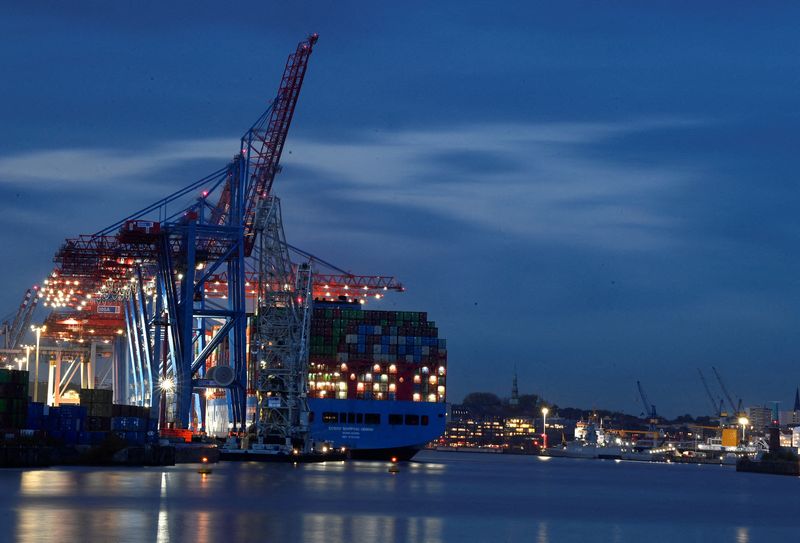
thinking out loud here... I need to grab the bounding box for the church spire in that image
[510,365,519,406]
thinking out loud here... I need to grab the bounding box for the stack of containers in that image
[41,405,86,445]
[26,402,46,433]
[111,404,152,446]
[80,388,113,444]
[0,369,29,432]
[308,304,447,403]
[57,405,87,445]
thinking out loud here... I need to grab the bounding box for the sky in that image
[1,2,799,418]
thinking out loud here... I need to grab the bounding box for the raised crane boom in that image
[2,288,40,350]
[697,368,721,416]
[636,380,657,420]
[711,366,739,416]
[210,33,319,255]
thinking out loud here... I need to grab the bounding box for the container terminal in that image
[1,34,796,474]
[0,33,447,466]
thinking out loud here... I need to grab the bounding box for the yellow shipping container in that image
[722,428,738,447]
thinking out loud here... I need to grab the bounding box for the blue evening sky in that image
[1,2,799,417]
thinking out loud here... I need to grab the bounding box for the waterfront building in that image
[747,406,772,431]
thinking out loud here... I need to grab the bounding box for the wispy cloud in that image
[0,138,236,187]
[0,118,703,250]
[285,118,704,251]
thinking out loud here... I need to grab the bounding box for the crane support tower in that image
[251,197,314,451]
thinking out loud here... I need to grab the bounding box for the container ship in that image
[306,301,447,460]
[204,301,448,461]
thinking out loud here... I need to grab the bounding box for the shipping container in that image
[307,302,447,403]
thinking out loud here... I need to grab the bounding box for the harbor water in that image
[0,450,796,542]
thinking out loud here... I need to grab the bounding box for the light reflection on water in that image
[301,514,443,543]
[1,452,797,542]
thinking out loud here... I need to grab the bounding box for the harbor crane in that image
[636,380,658,426]
[47,34,323,435]
[42,34,402,453]
[711,366,743,418]
[697,368,723,418]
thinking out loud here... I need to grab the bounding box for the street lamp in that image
[30,325,46,402]
[738,416,749,444]
[541,407,549,449]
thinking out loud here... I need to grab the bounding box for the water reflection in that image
[736,526,749,543]
[537,521,548,543]
[157,471,169,543]
[4,453,798,542]
[302,513,441,543]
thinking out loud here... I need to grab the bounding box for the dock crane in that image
[711,366,743,418]
[636,381,658,425]
[636,381,662,447]
[697,368,723,418]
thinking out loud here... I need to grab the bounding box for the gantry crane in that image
[44,35,400,448]
[46,35,322,433]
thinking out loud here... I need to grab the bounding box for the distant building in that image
[778,387,800,427]
[504,417,537,438]
[443,407,505,448]
[747,406,772,430]
[443,405,540,449]
[780,410,800,426]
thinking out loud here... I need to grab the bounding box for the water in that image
[0,451,796,542]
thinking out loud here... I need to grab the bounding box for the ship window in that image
[421,415,429,426]
[347,412,356,424]
[340,412,347,422]
[389,414,403,425]
[365,413,380,425]
[356,413,364,424]
[322,412,337,423]
[309,412,315,423]
[405,414,419,426]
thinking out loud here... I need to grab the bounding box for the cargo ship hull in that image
[308,397,446,461]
